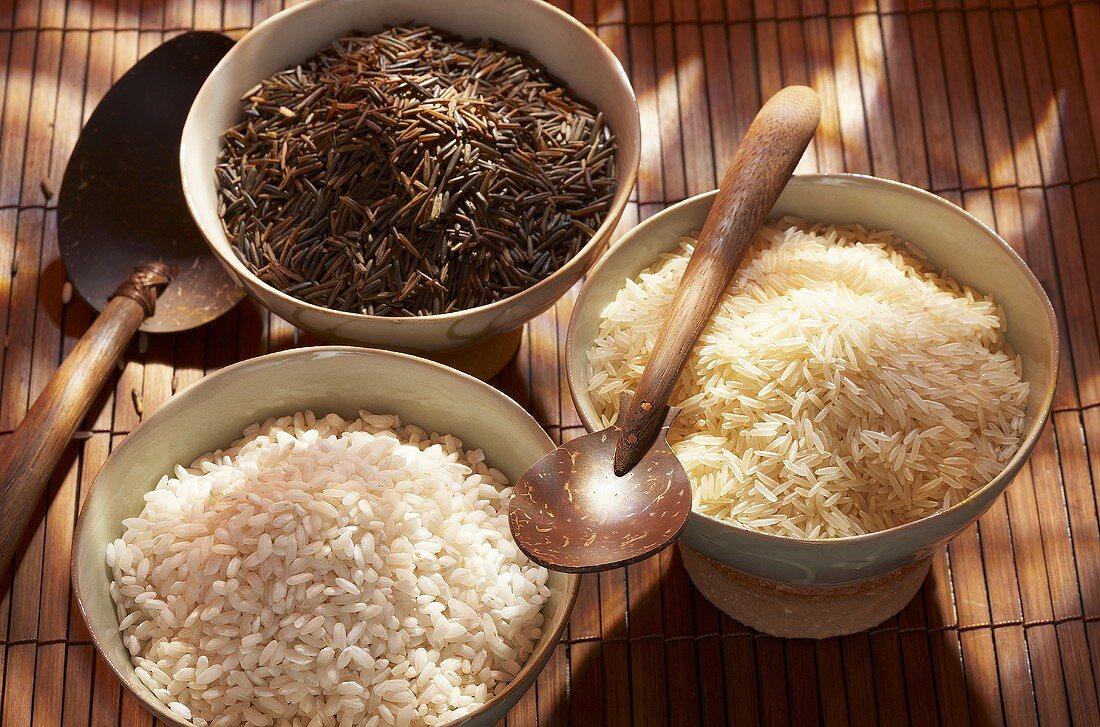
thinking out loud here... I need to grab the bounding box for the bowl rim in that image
[179,0,641,328]
[71,345,581,727]
[566,172,1060,547]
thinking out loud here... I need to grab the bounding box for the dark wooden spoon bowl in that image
[510,86,822,573]
[509,399,687,572]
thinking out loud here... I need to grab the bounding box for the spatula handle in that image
[613,86,821,476]
[0,263,170,577]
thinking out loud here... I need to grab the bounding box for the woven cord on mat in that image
[0,0,1097,725]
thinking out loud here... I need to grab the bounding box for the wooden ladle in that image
[0,33,241,578]
[509,86,822,572]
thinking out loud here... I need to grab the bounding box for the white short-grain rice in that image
[587,218,1029,538]
[108,410,550,726]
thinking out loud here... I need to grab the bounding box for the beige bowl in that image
[567,174,1058,636]
[180,0,639,378]
[71,347,580,726]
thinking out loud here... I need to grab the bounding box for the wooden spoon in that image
[0,33,241,578]
[509,86,822,572]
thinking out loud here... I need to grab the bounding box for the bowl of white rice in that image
[566,174,1057,637]
[72,347,579,726]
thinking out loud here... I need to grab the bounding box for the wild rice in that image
[216,25,617,317]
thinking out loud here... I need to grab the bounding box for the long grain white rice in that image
[587,218,1029,538]
[108,410,550,726]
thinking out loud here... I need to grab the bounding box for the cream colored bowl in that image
[72,347,580,726]
[567,175,1058,634]
[181,0,639,372]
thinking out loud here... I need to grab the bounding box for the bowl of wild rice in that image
[72,347,579,726]
[180,0,639,379]
[566,174,1058,637]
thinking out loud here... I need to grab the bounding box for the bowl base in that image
[425,327,524,380]
[680,544,930,639]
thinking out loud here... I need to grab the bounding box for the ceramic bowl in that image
[566,174,1058,635]
[71,347,580,726]
[181,0,640,378]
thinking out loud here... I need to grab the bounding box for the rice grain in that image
[109,410,550,726]
[586,218,1029,538]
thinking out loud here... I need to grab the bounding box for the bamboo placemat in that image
[0,0,1097,724]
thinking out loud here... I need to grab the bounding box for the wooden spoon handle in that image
[613,86,821,476]
[0,263,170,576]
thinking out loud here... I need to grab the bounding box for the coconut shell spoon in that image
[509,86,821,572]
[0,33,242,577]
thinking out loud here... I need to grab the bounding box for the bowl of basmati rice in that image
[72,347,579,726]
[566,174,1057,637]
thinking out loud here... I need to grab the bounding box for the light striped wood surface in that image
[0,0,1098,724]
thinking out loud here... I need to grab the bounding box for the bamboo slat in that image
[0,0,1097,724]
